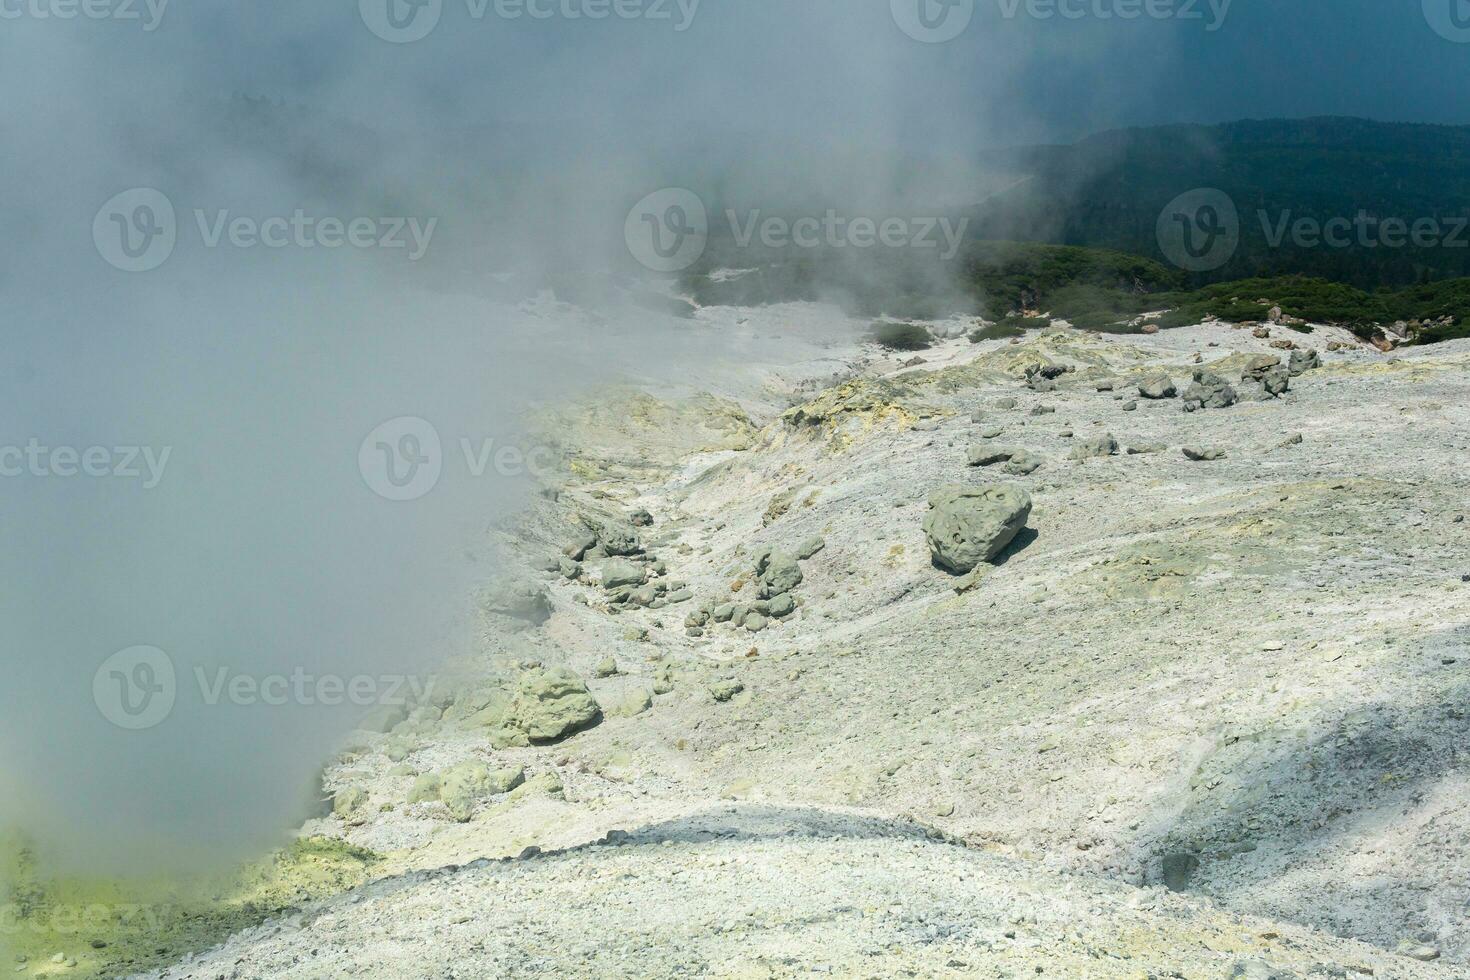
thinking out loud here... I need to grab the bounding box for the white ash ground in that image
[138,307,1470,978]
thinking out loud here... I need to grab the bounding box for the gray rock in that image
[745,613,769,633]
[1096,379,1116,392]
[1138,375,1177,399]
[1029,405,1056,416]
[1242,355,1290,396]
[407,773,442,804]
[494,668,601,747]
[995,398,1018,410]
[1122,400,1139,412]
[594,657,619,678]
[441,762,525,823]
[558,557,582,580]
[563,531,598,561]
[979,426,1005,439]
[1182,370,1238,410]
[1070,434,1119,460]
[1182,446,1227,462]
[1126,443,1167,455]
[767,593,796,618]
[333,785,370,825]
[1288,349,1322,375]
[710,679,745,703]
[756,551,804,598]
[1003,451,1044,476]
[922,484,1033,574]
[481,578,553,627]
[968,445,1016,467]
[712,604,736,623]
[600,559,647,590]
[585,518,642,556]
[794,536,827,560]
[629,508,654,527]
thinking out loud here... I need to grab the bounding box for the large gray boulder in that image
[922,484,1033,575]
[1288,349,1322,376]
[583,517,642,556]
[480,578,552,627]
[1183,370,1238,410]
[600,558,647,590]
[1070,434,1119,460]
[493,668,602,747]
[756,550,804,598]
[1241,355,1290,397]
[440,761,525,822]
[1138,375,1177,399]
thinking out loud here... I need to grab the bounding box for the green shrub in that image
[869,322,933,351]
[970,315,1049,342]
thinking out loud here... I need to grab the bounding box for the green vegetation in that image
[2,833,380,979]
[869,322,933,351]
[970,316,1050,342]
[680,240,1466,344]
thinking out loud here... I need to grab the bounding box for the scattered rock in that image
[494,668,602,747]
[1182,370,1238,411]
[756,551,804,598]
[594,658,619,678]
[480,578,553,628]
[1127,443,1166,455]
[333,786,369,825]
[710,679,746,703]
[922,484,1033,575]
[1138,376,1177,400]
[968,446,1016,467]
[629,508,654,527]
[1070,434,1119,460]
[600,559,647,591]
[407,773,442,805]
[1183,446,1227,462]
[1288,349,1322,376]
[1003,451,1044,476]
[441,762,525,823]
[794,536,827,560]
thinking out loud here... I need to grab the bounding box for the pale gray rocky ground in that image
[138,306,1470,979]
